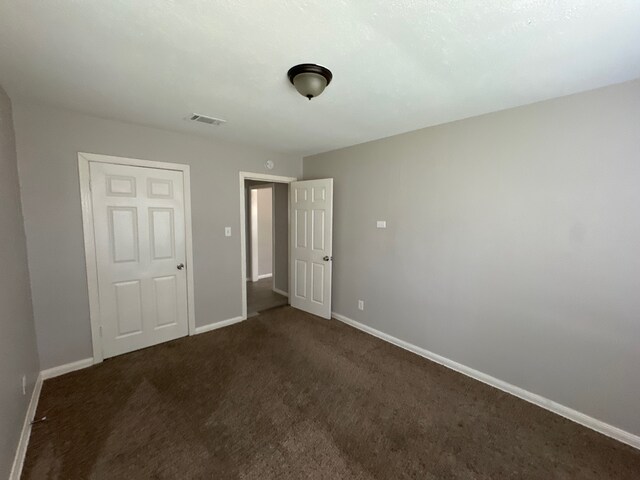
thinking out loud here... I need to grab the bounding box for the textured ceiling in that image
[1,1,639,155]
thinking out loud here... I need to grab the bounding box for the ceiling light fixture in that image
[287,63,333,100]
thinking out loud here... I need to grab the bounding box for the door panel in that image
[90,162,189,358]
[114,280,143,336]
[106,175,136,196]
[290,179,333,318]
[311,263,324,303]
[153,275,179,327]
[295,259,307,299]
[150,208,175,259]
[295,210,307,247]
[109,207,139,263]
[312,209,325,250]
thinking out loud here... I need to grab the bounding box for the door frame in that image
[78,152,196,364]
[239,172,297,319]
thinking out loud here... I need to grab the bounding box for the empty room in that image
[1,1,639,479]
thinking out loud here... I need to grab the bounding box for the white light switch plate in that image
[225,227,232,237]
[376,221,387,229]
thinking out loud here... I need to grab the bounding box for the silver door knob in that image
[177,263,185,270]
[323,256,332,261]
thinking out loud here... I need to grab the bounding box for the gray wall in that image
[273,183,289,293]
[256,187,273,276]
[304,79,640,436]
[13,101,301,370]
[0,87,39,477]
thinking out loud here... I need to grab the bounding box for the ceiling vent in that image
[189,113,226,126]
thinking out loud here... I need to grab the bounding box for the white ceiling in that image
[1,1,639,156]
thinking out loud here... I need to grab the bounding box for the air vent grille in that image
[189,113,226,126]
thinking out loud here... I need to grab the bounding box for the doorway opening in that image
[239,172,297,319]
[246,182,287,316]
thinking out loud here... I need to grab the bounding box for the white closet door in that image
[90,162,188,358]
[289,179,333,319]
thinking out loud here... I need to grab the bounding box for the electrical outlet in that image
[358,300,364,311]
[225,227,232,237]
[376,220,387,229]
[22,375,26,395]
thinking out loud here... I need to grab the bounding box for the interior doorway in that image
[245,182,287,316]
[239,172,297,319]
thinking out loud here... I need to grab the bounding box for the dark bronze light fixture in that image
[287,64,333,100]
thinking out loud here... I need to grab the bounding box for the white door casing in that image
[89,161,189,358]
[290,179,333,319]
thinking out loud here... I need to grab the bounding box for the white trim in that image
[257,273,273,280]
[78,156,103,363]
[78,152,197,361]
[10,374,43,480]
[79,152,192,171]
[239,172,296,320]
[182,161,197,338]
[270,185,277,294]
[194,316,244,334]
[273,287,289,297]
[41,358,93,380]
[332,312,640,451]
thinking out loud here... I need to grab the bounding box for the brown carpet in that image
[23,307,640,479]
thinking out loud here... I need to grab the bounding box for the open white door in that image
[290,179,333,318]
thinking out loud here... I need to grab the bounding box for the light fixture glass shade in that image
[292,72,328,100]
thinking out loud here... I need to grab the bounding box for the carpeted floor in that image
[23,307,640,479]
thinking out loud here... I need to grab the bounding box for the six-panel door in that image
[90,162,189,358]
[290,179,333,319]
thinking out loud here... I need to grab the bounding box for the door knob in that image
[323,256,333,262]
[177,263,185,270]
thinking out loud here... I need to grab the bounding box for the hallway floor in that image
[246,277,288,316]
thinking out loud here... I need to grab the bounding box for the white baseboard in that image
[332,312,640,451]
[272,287,289,297]
[194,316,244,334]
[40,357,93,380]
[10,374,43,480]
[257,273,272,280]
